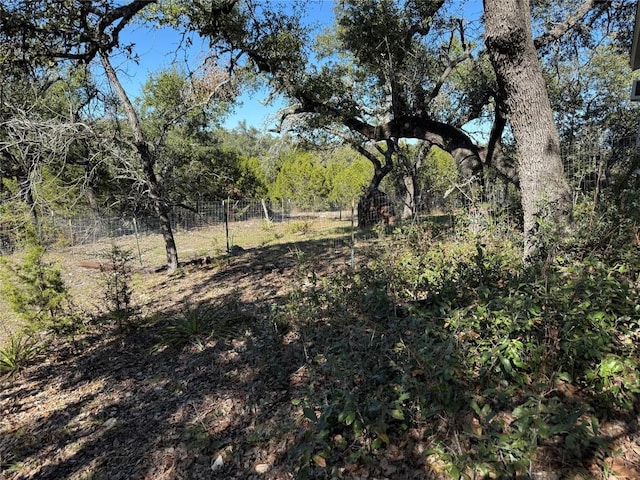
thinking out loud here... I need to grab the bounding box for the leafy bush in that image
[277,210,640,478]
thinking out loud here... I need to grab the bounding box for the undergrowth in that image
[277,201,640,479]
[0,240,78,335]
[98,244,136,328]
[154,296,247,351]
[0,331,39,375]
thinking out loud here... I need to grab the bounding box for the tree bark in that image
[484,0,572,261]
[16,168,39,231]
[403,173,416,219]
[100,52,179,272]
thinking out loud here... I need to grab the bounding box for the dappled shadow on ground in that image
[0,235,358,479]
[2,232,640,479]
[0,295,311,479]
[146,235,357,313]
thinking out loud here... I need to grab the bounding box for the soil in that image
[2,228,640,479]
[0,235,356,479]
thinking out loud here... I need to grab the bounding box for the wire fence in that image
[0,199,353,255]
[1,136,638,255]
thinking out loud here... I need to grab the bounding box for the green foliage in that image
[286,220,312,236]
[423,147,463,211]
[0,331,39,375]
[155,299,244,351]
[382,144,461,215]
[0,199,36,252]
[238,155,269,198]
[99,245,135,328]
[0,241,72,332]
[276,202,640,478]
[545,40,639,142]
[269,151,329,210]
[166,140,265,201]
[326,151,372,209]
[158,304,211,350]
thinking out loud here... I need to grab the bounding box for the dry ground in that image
[2,215,640,479]
[0,216,362,479]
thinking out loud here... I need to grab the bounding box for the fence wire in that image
[0,199,348,254]
[1,136,638,255]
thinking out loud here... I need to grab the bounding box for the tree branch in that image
[428,20,471,102]
[100,51,146,147]
[533,0,601,49]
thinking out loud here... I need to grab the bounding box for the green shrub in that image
[0,200,36,253]
[99,245,135,328]
[0,331,39,375]
[287,220,312,235]
[155,299,244,351]
[278,210,640,478]
[159,304,211,350]
[0,241,73,333]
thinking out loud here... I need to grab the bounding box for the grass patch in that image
[0,331,39,375]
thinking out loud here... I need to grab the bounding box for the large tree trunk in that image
[484,0,572,261]
[100,52,179,272]
[353,139,397,228]
[401,144,425,219]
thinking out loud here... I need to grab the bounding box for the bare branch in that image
[428,19,471,102]
[100,51,146,147]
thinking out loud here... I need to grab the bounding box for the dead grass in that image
[0,214,353,345]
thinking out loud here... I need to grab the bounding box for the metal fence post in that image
[350,198,355,269]
[224,199,230,253]
[133,217,143,266]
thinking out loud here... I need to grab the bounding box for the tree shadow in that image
[2,233,639,479]
[0,291,311,478]
[0,234,359,479]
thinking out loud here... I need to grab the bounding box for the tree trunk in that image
[354,139,397,227]
[137,141,179,272]
[17,169,40,234]
[403,173,416,219]
[484,0,572,261]
[100,52,179,272]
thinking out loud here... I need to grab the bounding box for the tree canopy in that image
[1,0,638,261]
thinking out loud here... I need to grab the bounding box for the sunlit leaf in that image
[391,409,405,420]
[312,454,326,468]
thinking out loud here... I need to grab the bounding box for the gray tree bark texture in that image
[100,52,179,272]
[484,0,573,261]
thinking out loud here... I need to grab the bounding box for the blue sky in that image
[115,1,484,133]
[116,0,336,132]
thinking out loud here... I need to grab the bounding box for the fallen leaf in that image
[211,454,224,472]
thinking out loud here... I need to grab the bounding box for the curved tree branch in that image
[533,0,603,50]
[428,21,472,102]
